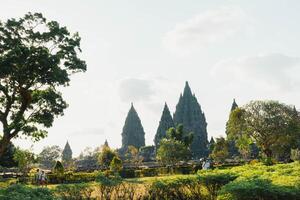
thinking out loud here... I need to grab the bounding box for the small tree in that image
[156,125,193,166]
[13,148,35,176]
[110,156,123,173]
[125,145,142,167]
[156,138,191,165]
[98,146,117,169]
[53,160,64,175]
[210,137,229,163]
[38,145,61,169]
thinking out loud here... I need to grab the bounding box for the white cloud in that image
[119,78,155,102]
[162,6,250,55]
[212,53,300,90]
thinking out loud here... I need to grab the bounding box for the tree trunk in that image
[0,135,10,158]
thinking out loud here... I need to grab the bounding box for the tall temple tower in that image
[173,82,208,158]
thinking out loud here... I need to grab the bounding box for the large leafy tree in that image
[0,13,86,156]
[227,101,300,159]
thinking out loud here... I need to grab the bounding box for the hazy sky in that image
[1,0,300,156]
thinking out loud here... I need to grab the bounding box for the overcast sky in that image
[1,0,300,156]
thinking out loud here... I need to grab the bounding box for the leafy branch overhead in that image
[0,12,86,155]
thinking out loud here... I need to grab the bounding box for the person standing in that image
[35,169,42,185]
[40,171,47,187]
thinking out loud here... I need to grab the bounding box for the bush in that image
[217,178,300,200]
[174,166,194,174]
[119,169,135,178]
[140,168,158,177]
[53,161,64,174]
[55,183,94,200]
[145,177,203,200]
[197,171,237,199]
[47,172,97,184]
[0,184,56,200]
[95,172,123,200]
[261,157,276,166]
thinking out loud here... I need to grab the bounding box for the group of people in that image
[35,169,47,186]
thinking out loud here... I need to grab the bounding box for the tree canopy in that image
[38,145,61,169]
[0,13,86,156]
[227,100,300,159]
[156,125,193,165]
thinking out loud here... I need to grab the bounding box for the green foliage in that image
[218,178,300,200]
[47,171,97,184]
[121,104,145,149]
[154,103,175,149]
[13,148,35,174]
[235,135,252,159]
[156,138,191,165]
[53,160,64,174]
[210,137,229,163]
[227,101,300,160]
[197,162,300,199]
[173,81,208,158]
[109,156,123,173]
[166,124,194,147]
[0,12,86,156]
[38,145,61,169]
[139,145,155,162]
[0,141,17,168]
[0,184,56,200]
[156,125,193,165]
[62,141,73,163]
[98,146,117,169]
[197,171,237,199]
[124,145,141,166]
[55,183,94,200]
[145,176,203,200]
[95,172,123,200]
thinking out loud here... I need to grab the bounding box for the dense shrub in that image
[95,172,123,200]
[145,177,203,200]
[217,178,300,200]
[140,168,158,177]
[55,183,94,200]
[48,172,97,184]
[198,171,237,199]
[0,184,56,200]
[119,169,136,178]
